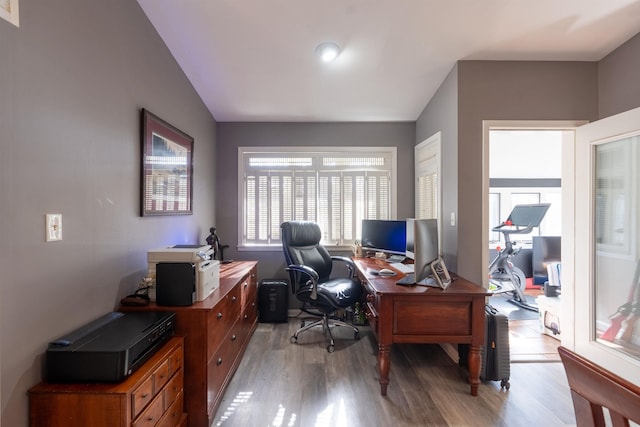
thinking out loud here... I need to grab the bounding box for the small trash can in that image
[258,279,289,323]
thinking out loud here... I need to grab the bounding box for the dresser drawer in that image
[163,369,183,411]
[132,375,155,419]
[168,345,183,378]
[153,358,171,393]
[132,391,164,427]
[157,391,184,427]
[207,287,241,358]
[240,268,257,309]
[207,321,243,410]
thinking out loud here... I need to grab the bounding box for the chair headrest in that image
[281,221,321,247]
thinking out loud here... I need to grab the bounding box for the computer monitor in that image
[532,236,561,285]
[405,218,416,260]
[413,219,439,283]
[360,219,406,256]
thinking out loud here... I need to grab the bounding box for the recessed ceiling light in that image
[316,42,341,62]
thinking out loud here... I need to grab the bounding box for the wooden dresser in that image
[29,336,186,427]
[121,260,258,427]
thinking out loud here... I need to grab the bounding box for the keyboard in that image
[390,262,414,274]
[386,255,406,263]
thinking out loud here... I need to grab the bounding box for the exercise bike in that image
[488,203,550,312]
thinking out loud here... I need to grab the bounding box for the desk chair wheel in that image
[290,335,298,344]
[327,344,335,353]
[354,330,360,340]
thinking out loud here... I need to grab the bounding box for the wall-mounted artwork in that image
[0,0,19,27]
[141,109,194,217]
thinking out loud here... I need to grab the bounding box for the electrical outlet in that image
[46,214,62,242]
[450,212,456,227]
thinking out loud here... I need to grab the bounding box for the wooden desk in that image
[353,257,490,396]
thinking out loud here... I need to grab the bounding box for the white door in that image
[572,106,640,384]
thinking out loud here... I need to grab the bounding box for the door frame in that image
[482,120,586,292]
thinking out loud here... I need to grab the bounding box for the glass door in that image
[573,106,640,384]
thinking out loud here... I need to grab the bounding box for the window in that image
[239,147,397,248]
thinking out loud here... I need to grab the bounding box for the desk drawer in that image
[365,302,379,339]
[393,300,472,336]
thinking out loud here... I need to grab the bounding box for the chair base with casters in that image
[289,304,359,353]
[281,221,363,353]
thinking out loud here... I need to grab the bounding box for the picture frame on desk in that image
[431,258,452,289]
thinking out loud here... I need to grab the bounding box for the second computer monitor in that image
[360,219,407,256]
[407,218,439,283]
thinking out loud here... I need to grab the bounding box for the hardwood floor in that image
[212,318,576,426]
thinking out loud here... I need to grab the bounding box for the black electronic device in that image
[156,262,196,306]
[532,236,561,285]
[258,279,288,323]
[46,311,175,382]
[360,219,406,256]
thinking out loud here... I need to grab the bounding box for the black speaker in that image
[156,262,196,306]
[258,280,288,323]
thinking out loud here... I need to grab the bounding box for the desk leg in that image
[468,344,481,396]
[378,344,391,396]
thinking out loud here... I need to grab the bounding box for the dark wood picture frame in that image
[141,109,194,216]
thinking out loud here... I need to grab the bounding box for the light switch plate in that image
[46,214,62,242]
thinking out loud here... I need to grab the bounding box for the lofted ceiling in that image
[137,0,640,122]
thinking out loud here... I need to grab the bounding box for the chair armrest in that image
[331,256,355,278]
[286,264,319,300]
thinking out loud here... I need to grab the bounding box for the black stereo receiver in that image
[46,311,175,382]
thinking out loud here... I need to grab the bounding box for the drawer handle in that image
[231,334,237,341]
[231,296,237,302]
[251,302,256,307]
[217,312,223,319]
[244,314,248,320]
[217,357,223,366]
[141,393,150,399]
[244,282,248,288]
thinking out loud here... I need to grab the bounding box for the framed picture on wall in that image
[140,109,194,217]
[0,0,19,27]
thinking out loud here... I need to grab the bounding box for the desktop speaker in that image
[156,262,196,306]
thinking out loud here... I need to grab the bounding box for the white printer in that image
[147,245,220,302]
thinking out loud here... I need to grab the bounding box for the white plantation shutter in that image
[415,133,441,220]
[240,147,396,246]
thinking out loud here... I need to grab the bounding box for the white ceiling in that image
[137,0,640,123]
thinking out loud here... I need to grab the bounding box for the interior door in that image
[573,106,640,384]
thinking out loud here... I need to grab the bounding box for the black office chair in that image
[281,221,362,352]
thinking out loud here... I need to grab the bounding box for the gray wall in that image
[0,2,216,425]
[216,122,416,283]
[599,32,640,119]
[415,64,459,270]
[417,61,599,284]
